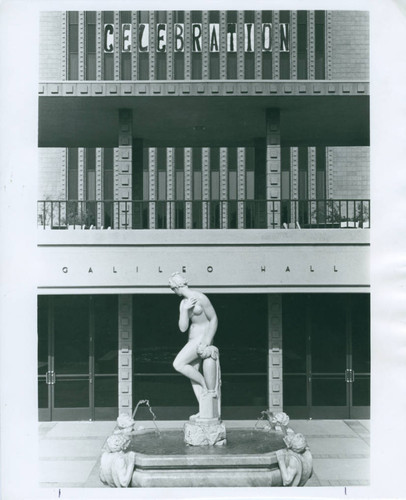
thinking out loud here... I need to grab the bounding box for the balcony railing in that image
[37,199,370,230]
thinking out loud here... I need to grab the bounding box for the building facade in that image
[37,10,370,422]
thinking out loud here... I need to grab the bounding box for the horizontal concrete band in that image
[39,80,369,98]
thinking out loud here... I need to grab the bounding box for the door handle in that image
[345,369,355,383]
[46,371,56,385]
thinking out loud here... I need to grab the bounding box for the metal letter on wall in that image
[184,148,193,229]
[220,147,228,228]
[118,295,133,416]
[202,147,210,229]
[266,109,281,228]
[237,147,246,228]
[166,147,175,228]
[268,294,283,413]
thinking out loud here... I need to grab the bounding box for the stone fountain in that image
[99,274,313,487]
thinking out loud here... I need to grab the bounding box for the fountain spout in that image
[132,399,161,437]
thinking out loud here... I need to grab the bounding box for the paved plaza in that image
[38,419,370,488]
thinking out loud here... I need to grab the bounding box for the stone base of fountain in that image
[184,419,226,446]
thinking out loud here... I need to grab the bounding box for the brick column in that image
[290,147,299,225]
[326,11,333,80]
[96,12,102,80]
[326,147,334,199]
[114,110,133,229]
[266,109,281,228]
[254,11,262,79]
[118,295,133,416]
[268,294,283,413]
[148,148,157,229]
[220,11,227,79]
[184,148,193,229]
[308,11,315,80]
[220,147,228,228]
[78,12,85,80]
[272,11,280,79]
[202,11,209,79]
[290,11,297,80]
[202,147,210,228]
[237,147,246,228]
[166,148,175,228]
[308,147,317,224]
[96,148,102,228]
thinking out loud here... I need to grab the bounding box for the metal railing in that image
[37,199,370,230]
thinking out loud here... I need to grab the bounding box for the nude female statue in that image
[169,272,219,410]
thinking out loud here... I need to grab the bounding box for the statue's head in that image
[106,433,131,453]
[284,433,307,453]
[169,272,188,293]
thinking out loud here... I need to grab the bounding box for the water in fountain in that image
[132,399,161,437]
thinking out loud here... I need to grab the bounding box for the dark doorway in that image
[283,293,370,419]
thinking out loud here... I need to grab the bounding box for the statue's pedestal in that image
[184,419,227,446]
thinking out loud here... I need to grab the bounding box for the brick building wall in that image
[39,12,63,81]
[331,146,370,199]
[331,11,369,80]
[38,148,65,199]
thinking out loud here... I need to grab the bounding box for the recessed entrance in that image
[283,293,370,419]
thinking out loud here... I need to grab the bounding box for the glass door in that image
[283,293,370,419]
[52,296,92,420]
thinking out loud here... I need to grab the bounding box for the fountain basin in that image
[128,428,288,488]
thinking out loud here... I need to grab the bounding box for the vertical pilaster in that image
[149,11,156,80]
[166,148,175,228]
[326,147,334,199]
[237,147,246,228]
[78,148,85,224]
[114,11,120,80]
[202,148,210,229]
[184,11,191,80]
[266,109,281,228]
[220,11,227,79]
[308,147,317,224]
[167,11,174,80]
[220,147,228,228]
[308,11,315,80]
[115,110,133,229]
[255,11,262,79]
[118,295,133,416]
[272,11,280,80]
[202,11,210,79]
[184,148,193,229]
[149,148,157,228]
[326,11,333,80]
[61,12,67,80]
[237,11,245,79]
[96,12,102,81]
[61,149,67,222]
[290,11,297,80]
[96,148,102,228]
[290,147,299,224]
[78,12,85,80]
[268,294,283,413]
[131,11,139,80]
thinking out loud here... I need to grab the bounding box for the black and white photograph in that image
[0,0,405,499]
